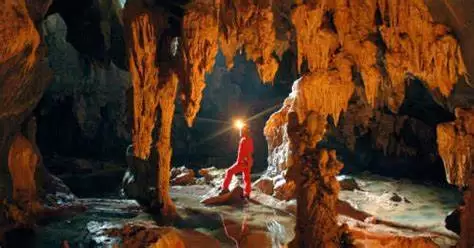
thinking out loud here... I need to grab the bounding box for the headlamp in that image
[234,119,245,130]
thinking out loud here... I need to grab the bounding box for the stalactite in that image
[437,108,474,248]
[333,0,381,108]
[218,0,279,83]
[378,0,466,107]
[180,0,219,127]
[289,0,466,112]
[123,0,178,217]
[123,1,168,160]
[265,53,355,181]
[437,108,474,187]
[291,3,339,73]
[291,55,355,126]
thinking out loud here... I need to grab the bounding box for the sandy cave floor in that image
[34,173,461,247]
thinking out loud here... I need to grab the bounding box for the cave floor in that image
[33,173,460,247]
[338,173,461,234]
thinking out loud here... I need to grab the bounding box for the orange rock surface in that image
[437,108,474,248]
[437,108,474,187]
[180,0,220,126]
[8,134,39,203]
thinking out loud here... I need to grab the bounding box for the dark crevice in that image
[322,10,337,34]
[374,6,383,26]
[398,78,455,126]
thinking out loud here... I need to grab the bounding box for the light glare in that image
[234,119,245,129]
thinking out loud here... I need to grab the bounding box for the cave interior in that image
[0,0,474,247]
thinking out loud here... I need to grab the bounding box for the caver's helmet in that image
[240,123,250,136]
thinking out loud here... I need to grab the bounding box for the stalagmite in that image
[289,149,345,248]
[265,57,355,247]
[153,72,179,217]
[120,0,470,245]
[8,133,40,208]
[0,0,52,226]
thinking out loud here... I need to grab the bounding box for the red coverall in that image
[222,136,254,197]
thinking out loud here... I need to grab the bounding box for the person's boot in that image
[218,187,230,196]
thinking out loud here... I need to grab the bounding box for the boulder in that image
[198,167,240,189]
[252,177,274,195]
[201,187,245,206]
[349,227,439,248]
[273,179,296,201]
[171,166,196,186]
[99,221,220,248]
[338,177,361,191]
[240,231,272,248]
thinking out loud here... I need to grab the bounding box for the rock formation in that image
[122,0,180,217]
[266,0,467,180]
[180,0,219,126]
[218,0,279,83]
[289,149,345,248]
[117,0,471,246]
[2,0,474,247]
[37,13,131,159]
[437,108,474,187]
[262,0,470,247]
[437,108,474,248]
[0,0,81,231]
[0,0,52,226]
[104,221,221,248]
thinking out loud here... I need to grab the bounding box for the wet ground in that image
[32,173,461,247]
[338,173,461,235]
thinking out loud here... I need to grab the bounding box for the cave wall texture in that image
[0,0,125,229]
[37,13,131,160]
[119,0,474,245]
[262,0,474,247]
[1,0,474,246]
[0,0,54,226]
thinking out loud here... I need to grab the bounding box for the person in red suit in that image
[219,122,254,199]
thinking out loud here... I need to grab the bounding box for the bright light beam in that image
[193,102,283,146]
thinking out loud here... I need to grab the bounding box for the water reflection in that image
[219,208,291,248]
[220,212,250,247]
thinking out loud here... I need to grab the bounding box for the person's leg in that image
[222,163,242,191]
[242,166,252,197]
